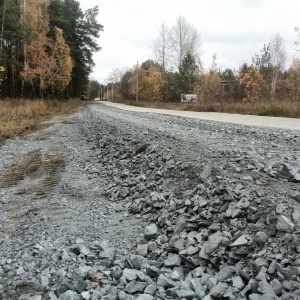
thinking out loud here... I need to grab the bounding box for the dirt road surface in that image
[0,102,300,299]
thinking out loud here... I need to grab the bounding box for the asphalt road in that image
[102,101,300,131]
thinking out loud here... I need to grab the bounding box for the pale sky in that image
[78,0,300,83]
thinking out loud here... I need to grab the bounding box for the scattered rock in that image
[1,103,300,300]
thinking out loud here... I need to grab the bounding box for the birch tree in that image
[152,23,172,72]
[270,32,286,101]
[170,15,202,69]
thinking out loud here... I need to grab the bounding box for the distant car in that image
[181,94,197,103]
[94,98,101,101]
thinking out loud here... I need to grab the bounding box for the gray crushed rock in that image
[0,102,300,299]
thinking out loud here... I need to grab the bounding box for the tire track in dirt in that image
[0,149,65,236]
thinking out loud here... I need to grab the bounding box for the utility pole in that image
[136,60,139,102]
[112,82,114,101]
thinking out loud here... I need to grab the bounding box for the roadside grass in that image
[114,99,300,118]
[0,99,84,143]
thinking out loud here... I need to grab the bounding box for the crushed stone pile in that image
[0,103,300,300]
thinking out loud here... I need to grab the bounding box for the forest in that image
[1,1,300,118]
[88,16,300,117]
[0,0,103,99]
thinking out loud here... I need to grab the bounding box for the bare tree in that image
[170,15,202,70]
[108,68,124,100]
[270,32,286,101]
[151,23,172,72]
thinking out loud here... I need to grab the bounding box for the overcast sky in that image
[78,0,300,83]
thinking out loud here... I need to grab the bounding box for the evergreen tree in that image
[176,53,199,93]
[221,68,235,80]
[252,43,272,81]
[0,0,25,98]
[119,70,134,100]
[49,0,103,97]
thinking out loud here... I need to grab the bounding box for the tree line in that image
[97,16,300,110]
[0,0,103,99]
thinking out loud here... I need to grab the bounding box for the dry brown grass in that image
[116,99,300,118]
[0,99,84,143]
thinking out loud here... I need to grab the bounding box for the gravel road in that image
[103,102,300,131]
[0,102,300,300]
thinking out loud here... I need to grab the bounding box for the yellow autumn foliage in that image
[196,71,222,102]
[140,66,163,102]
[20,0,72,96]
[128,66,163,102]
[239,65,265,102]
[0,66,5,83]
[285,57,300,101]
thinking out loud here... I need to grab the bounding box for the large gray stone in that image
[232,276,245,290]
[210,282,228,298]
[282,266,300,279]
[144,224,158,240]
[176,290,195,299]
[190,278,206,298]
[136,295,154,300]
[201,164,212,180]
[276,216,295,233]
[257,281,276,297]
[19,295,42,300]
[271,278,282,295]
[254,231,268,245]
[99,248,115,260]
[136,244,148,256]
[164,255,181,267]
[125,281,147,294]
[123,268,140,281]
[230,234,252,247]
[157,274,177,289]
[58,291,80,300]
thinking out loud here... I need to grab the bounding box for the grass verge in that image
[0,99,84,144]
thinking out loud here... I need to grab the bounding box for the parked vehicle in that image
[81,93,87,101]
[181,94,197,103]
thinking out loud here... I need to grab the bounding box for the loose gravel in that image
[0,102,300,300]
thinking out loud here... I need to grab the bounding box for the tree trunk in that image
[0,0,6,51]
[270,66,279,101]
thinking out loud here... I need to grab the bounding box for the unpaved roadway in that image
[0,102,300,300]
[103,102,300,131]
